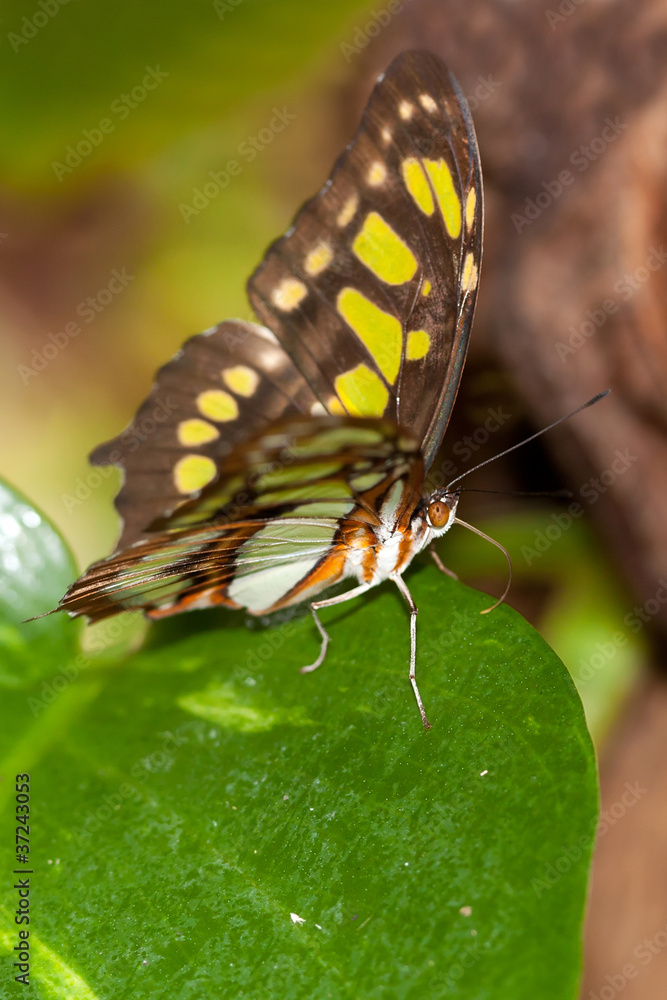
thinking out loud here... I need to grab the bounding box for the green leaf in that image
[440,511,645,742]
[0,484,598,999]
[0,479,79,687]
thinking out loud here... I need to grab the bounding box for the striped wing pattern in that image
[57,418,423,622]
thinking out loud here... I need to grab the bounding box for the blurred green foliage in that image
[0,0,366,186]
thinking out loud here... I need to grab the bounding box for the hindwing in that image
[57,417,423,622]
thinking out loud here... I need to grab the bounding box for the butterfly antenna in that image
[446,390,610,490]
[453,488,573,499]
[451,517,512,614]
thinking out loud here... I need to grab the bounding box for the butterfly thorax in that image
[340,484,459,589]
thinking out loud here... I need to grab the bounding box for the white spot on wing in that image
[336,193,359,227]
[253,324,280,344]
[367,161,387,186]
[271,278,307,311]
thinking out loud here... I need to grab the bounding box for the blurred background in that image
[1,0,666,995]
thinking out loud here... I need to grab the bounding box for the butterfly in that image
[55,50,484,729]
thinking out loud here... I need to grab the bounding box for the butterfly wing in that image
[247,49,483,470]
[66,50,480,620]
[57,417,423,623]
[90,320,320,549]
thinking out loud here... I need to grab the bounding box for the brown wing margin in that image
[90,321,319,550]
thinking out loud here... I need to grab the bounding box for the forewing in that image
[90,320,319,550]
[247,49,483,469]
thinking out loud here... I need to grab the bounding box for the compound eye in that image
[428,500,450,529]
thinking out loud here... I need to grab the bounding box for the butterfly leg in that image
[430,547,458,580]
[300,583,373,674]
[392,574,431,730]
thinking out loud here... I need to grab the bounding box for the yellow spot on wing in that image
[334,364,389,417]
[406,329,431,360]
[177,418,220,446]
[367,161,387,186]
[465,188,477,231]
[337,193,359,226]
[337,287,402,383]
[352,212,417,286]
[461,253,478,291]
[423,158,461,237]
[422,279,432,296]
[304,242,333,276]
[327,396,345,415]
[174,454,217,494]
[222,365,259,397]
[197,389,239,422]
[271,277,307,311]
[401,158,435,216]
[399,100,414,120]
[419,93,438,113]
